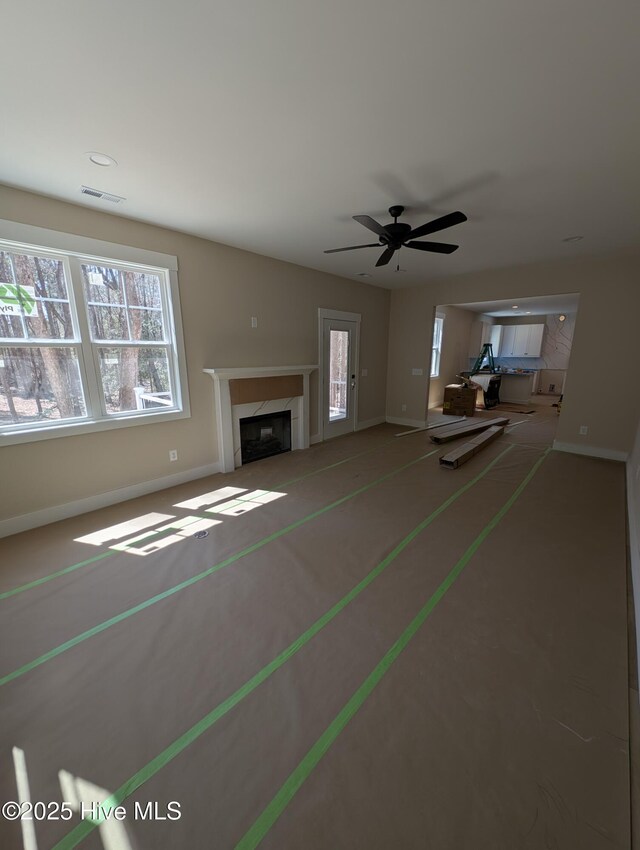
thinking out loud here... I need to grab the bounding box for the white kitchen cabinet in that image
[489,324,502,355]
[499,325,516,356]
[512,325,530,356]
[524,323,544,356]
[498,323,544,357]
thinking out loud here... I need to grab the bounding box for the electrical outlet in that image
[169,449,178,462]
[411,368,423,376]
[401,404,407,412]
[579,425,588,436]
[361,368,368,377]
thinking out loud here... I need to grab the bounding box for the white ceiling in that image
[454,293,580,317]
[2,0,639,289]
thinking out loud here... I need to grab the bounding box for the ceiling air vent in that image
[80,185,125,204]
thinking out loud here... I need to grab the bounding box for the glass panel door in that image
[329,329,349,421]
[323,318,357,438]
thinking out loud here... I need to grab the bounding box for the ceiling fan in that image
[325,205,467,267]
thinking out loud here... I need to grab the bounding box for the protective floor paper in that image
[0,406,630,849]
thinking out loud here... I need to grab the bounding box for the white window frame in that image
[430,315,444,378]
[0,220,190,447]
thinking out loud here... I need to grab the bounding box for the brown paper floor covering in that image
[0,406,631,849]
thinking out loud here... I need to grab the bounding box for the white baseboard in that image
[309,433,322,445]
[553,441,628,462]
[386,416,427,429]
[356,416,386,431]
[0,462,222,539]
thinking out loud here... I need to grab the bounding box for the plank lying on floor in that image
[394,415,466,437]
[429,416,510,444]
[439,425,506,469]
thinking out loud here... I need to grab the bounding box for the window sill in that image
[0,407,190,447]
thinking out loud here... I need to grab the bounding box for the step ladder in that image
[469,343,501,409]
[471,343,496,374]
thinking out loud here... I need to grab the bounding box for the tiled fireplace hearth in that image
[203,366,317,472]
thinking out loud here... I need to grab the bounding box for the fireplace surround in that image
[204,365,317,472]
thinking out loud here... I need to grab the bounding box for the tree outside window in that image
[0,241,183,436]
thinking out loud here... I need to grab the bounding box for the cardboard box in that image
[443,384,476,416]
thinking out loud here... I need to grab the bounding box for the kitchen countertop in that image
[471,370,535,376]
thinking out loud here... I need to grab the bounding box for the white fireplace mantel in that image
[204,365,317,472]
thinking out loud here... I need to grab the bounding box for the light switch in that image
[251,317,258,328]
[411,368,423,376]
[361,368,368,377]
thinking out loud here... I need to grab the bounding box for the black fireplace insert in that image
[240,410,292,464]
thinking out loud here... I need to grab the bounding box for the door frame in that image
[317,308,361,441]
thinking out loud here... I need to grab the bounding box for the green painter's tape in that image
[235,447,551,850]
[274,435,400,487]
[0,552,112,601]
[0,436,401,601]
[1,448,441,689]
[51,443,514,849]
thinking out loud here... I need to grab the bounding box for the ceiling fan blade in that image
[375,246,396,267]
[406,240,459,254]
[353,215,389,237]
[407,210,467,240]
[324,243,380,254]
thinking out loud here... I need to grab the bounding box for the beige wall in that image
[387,250,640,456]
[0,185,390,521]
[428,305,475,409]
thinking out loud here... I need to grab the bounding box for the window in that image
[430,315,444,378]
[0,223,188,444]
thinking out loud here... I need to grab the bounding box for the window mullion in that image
[68,257,105,418]
[121,269,133,341]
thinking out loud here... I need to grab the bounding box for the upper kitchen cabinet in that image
[499,323,544,357]
[500,325,516,356]
[489,324,502,354]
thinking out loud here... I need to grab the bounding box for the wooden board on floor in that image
[429,416,510,444]
[439,425,506,469]
[394,415,466,437]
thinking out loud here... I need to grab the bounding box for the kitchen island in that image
[498,371,536,404]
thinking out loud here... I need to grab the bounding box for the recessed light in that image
[356,273,371,278]
[562,235,583,243]
[559,314,566,321]
[86,151,117,167]
[526,311,531,314]
[512,305,518,309]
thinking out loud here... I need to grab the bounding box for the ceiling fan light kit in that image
[325,205,467,267]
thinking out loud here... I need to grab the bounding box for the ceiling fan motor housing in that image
[381,221,412,247]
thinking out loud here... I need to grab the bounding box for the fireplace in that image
[203,366,317,472]
[240,410,292,464]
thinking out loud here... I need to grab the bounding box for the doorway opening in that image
[426,294,580,426]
